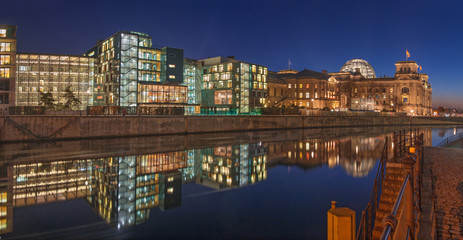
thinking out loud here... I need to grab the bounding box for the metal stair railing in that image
[356,137,389,240]
[379,132,424,240]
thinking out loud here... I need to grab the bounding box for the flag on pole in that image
[288,59,292,69]
[419,65,422,71]
[406,49,410,60]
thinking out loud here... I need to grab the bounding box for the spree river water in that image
[0,126,461,239]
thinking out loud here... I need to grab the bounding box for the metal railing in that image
[356,130,423,240]
[436,132,463,147]
[356,137,389,240]
[379,132,424,240]
[380,173,410,240]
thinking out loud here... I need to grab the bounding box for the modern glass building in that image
[0,25,16,114]
[15,53,95,109]
[85,32,184,108]
[183,58,201,114]
[199,57,268,115]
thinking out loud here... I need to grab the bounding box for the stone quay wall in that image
[0,115,462,142]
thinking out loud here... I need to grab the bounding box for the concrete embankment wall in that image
[1,115,462,142]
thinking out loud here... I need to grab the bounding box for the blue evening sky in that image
[1,0,462,108]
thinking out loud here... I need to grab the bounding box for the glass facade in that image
[200,58,268,115]
[340,59,376,78]
[15,54,95,109]
[138,84,187,104]
[0,25,16,113]
[183,59,201,114]
[87,32,183,108]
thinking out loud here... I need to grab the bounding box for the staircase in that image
[371,162,404,239]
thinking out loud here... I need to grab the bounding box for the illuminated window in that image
[299,92,303,98]
[306,84,309,88]
[167,187,174,194]
[390,88,393,93]
[168,64,175,68]
[169,75,175,79]
[252,65,256,73]
[315,83,318,89]
[288,84,291,88]
[167,177,174,182]
[0,43,10,52]
[214,90,232,104]
[299,84,302,88]
[227,64,232,71]
[306,92,310,98]
[0,192,6,203]
[0,68,10,78]
[0,218,6,230]
[0,206,6,217]
[0,29,6,37]
[0,55,10,65]
[315,93,318,98]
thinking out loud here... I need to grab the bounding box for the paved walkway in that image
[425,147,463,240]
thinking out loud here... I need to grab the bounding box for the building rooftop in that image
[291,69,328,79]
[267,71,287,84]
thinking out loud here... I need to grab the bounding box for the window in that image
[306,84,310,88]
[306,92,310,98]
[403,97,408,104]
[390,88,393,93]
[315,93,318,98]
[299,84,302,89]
[299,92,303,98]
[401,87,409,94]
[214,90,232,104]
[0,206,6,217]
[0,29,6,37]
[169,75,175,79]
[0,94,8,104]
[0,80,7,91]
[288,84,291,88]
[0,43,10,52]
[0,68,9,78]
[315,83,318,89]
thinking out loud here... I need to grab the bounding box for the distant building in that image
[283,69,340,109]
[266,70,294,108]
[0,25,16,114]
[332,60,432,115]
[199,57,268,114]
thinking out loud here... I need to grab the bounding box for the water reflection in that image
[0,127,437,237]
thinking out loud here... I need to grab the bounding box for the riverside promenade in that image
[420,147,463,240]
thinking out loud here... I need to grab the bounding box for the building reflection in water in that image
[1,131,433,234]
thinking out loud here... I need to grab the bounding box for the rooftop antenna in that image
[288,59,292,70]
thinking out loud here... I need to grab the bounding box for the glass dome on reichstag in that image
[340,59,376,78]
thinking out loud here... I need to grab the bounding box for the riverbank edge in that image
[1,115,462,143]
